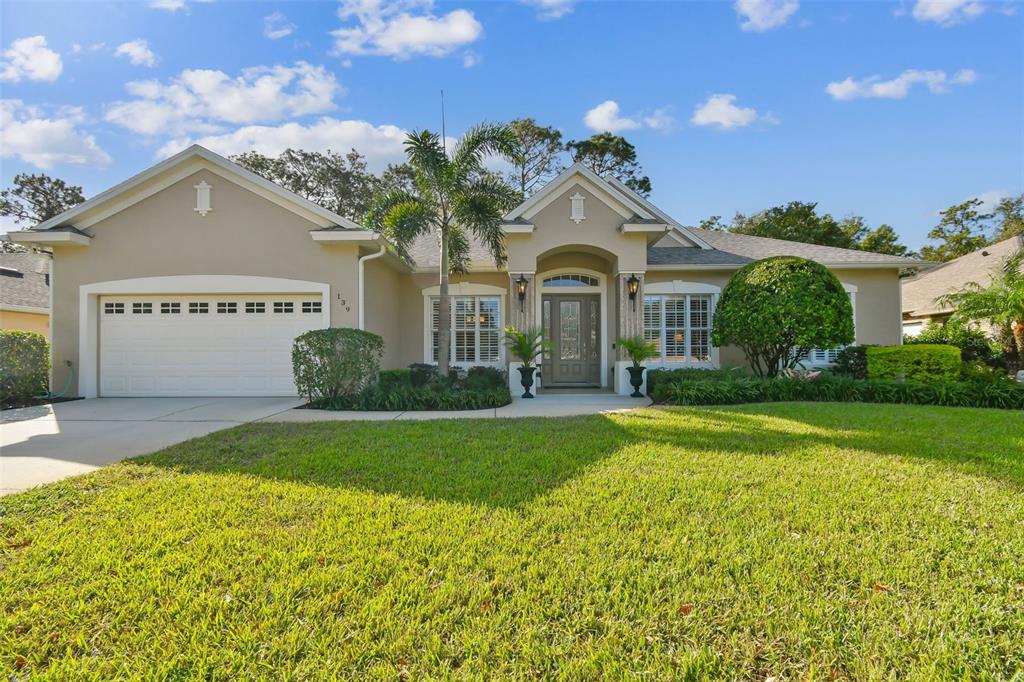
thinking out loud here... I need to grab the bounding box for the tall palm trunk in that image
[1013,322,1024,371]
[437,228,451,375]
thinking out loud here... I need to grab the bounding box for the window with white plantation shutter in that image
[643,294,715,364]
[428,295,502,365]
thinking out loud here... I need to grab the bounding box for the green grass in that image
[2,403,1023,680]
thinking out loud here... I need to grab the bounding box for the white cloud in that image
[691,94,773,129]
[643,107,676,132]
[462,51,481,68]
[911,0,986,26]
[584,100,640,132]
[331,0,482,59]
[1,36,63,82]
[149,0,187,10]
[115,39,157,67]
[0,99,112,169]
[973,189,1009,213]
[734,0,799,31]
[157,117,409,172]
[522,0,576,20]
[826,68,977,100]
[105,61,342,136]
[264,12,297,40]
[584,100,676,133]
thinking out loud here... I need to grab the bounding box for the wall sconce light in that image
[626,274,640,311]
[515,274,529,312]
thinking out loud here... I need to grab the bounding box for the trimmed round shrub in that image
[1,330,50,406]
[292,328,383,403]
[712,256,855,377]
[866,344,961,383]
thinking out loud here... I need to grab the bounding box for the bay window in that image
[643,294,713,363]
[429,295,502,365]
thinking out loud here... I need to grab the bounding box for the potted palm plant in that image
[617,336,658,397]
[504,326,549,398]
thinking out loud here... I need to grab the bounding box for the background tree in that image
[232,148,378,222]
[712,256,855,378]
[992,193,1024,241]
[731,202,854,248]
[507,118,565,199]
[376,163,418,197]
[919,198,991,262]
[1,173,85,226]
[938,251,1024,373]
[857,224,913,256]
[365,123,520,375]
[566,132,652,197]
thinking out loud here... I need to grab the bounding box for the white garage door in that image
[99,294,324,397]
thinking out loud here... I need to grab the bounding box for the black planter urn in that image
[626,365,646,398]
[517,365,537,399]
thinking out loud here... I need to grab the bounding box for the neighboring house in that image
[10,145,921,398]
[0,251,50,338]
[902,236,1024,337]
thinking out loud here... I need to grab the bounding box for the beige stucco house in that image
[11,145,920,398]
[902,236,1023,337]
[0,251,50,338]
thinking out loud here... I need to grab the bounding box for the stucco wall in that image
[646,266,904,370]
[363,259,404,369]
[506,182,649,273]
[0,310,49,337]
[393,272,511,368]
[49,169,361,397]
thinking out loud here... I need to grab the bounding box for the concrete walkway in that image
[1,394,650,496]
[0,397,303,496]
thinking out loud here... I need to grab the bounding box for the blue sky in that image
[1,0,1021,249]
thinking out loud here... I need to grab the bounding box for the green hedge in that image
[292,328,383,403]
[645,367,746,397]
[1,330,49,407]
[310,364,511,411]
[653,375,1024,410]
[320,384,512,411]
[866,344,961,382]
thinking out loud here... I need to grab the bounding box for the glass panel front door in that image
[544,294,601,386]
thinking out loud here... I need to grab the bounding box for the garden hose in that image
[40,361,75,400]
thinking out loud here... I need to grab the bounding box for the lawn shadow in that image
[136,403,1023,510]
[623,403,1024,487]
[135,415,635,509]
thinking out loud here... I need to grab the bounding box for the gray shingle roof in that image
[902,236,1023,317]
[408,232,495,268]
[0,251,50,310]
[647,228,925,267]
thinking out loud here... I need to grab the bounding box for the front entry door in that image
[543,294,601,386]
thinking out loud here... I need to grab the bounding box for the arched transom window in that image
[542,273,598,287]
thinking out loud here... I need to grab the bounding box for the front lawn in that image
[2,403,1022,679]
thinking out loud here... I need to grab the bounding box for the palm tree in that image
[938,251,1024,369]
[366,123,521,374]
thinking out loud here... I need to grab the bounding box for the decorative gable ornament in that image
[570,192,585,224]
[194,180,212,216]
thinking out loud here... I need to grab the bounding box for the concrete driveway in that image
[0,397,303,496]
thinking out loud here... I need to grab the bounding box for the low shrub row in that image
[309,364,511,411]
[866,344,961,382]
[1,330,49,408]
[653,374,1024,410]
[645,366,747,397]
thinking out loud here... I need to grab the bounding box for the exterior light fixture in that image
[516,274,529,312]
[626,274,640,311]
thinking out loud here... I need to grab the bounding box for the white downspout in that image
[357,242,387,330]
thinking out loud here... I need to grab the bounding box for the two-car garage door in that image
[99,294,323,397]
